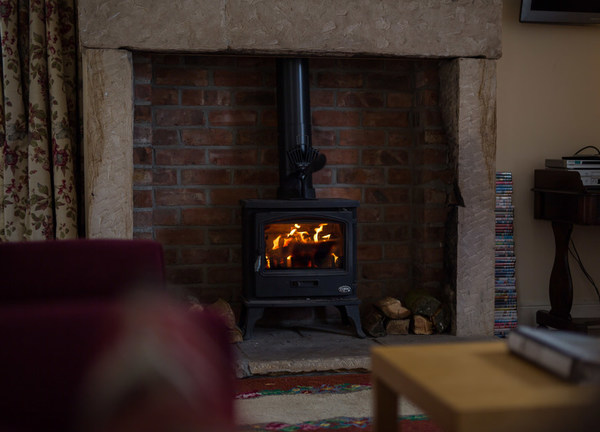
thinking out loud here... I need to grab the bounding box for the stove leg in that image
[336,305,351,325]
[339,304,366,338]
[242,306,264,340]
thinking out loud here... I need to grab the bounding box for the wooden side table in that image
[533,169,600,332]
[371,341,600,432]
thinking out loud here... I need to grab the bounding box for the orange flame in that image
[272,235,282,250]
[264,222,340,269]
[313,224,326,242]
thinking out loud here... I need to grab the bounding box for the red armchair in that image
[0,239,235,432]
[0,239,167,301]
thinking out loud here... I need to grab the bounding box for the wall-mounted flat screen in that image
[520,0,600,24]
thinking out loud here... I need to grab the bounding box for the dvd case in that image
[494,172,518,337]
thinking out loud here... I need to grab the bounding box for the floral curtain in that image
[0,0,78,241]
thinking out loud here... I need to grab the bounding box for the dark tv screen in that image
[520,0,600,24]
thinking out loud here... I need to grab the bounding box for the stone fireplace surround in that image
[78,0,500,337]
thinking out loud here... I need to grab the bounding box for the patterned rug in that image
[235,373,442,432]
[236,373,372,399]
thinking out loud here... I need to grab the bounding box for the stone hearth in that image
[78,0,501,337]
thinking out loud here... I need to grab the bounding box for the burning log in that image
[289,240,336,268]
[265,222,343,269]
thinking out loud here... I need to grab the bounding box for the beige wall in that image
[497,0,600,323]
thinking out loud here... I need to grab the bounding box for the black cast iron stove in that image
[240,58,364,339]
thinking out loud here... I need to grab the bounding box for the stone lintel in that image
[82,48,133,239]
[78,0,502,59]
[440,58,497,337]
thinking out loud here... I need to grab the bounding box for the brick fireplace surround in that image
[78,0,500,336]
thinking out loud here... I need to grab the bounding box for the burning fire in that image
[264,222,342,269]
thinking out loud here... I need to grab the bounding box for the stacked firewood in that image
[361,291,451,337]
[189,298,244,343]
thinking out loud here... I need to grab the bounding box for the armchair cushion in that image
[0,299,235,432]
[0,300,121,431]
[0,239,166,303]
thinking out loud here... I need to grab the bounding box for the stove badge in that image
[338,285,352,294]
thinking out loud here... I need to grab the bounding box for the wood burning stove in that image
[240,199,364,338]
[239,58,364,339]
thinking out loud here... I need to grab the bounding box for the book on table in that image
[507,325,600,383]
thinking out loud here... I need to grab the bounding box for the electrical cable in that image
[568,147,600,303]
[568,239,600,303]
[573,145,600,156]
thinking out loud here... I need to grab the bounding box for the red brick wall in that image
[132,54,453,308]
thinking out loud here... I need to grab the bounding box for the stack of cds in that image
[494,172,518,337]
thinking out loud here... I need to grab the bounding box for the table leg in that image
[373,375,398,432]
[549,221,573,319]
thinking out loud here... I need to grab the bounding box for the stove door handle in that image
[254,255,261,272]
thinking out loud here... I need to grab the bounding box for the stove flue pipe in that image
[276,58,323,199]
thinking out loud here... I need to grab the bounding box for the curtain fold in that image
[0,0,78,241]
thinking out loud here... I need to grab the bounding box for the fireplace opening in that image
[89,0,499,339]
[132,53,459,337]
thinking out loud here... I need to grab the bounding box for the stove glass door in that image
[263,220,344,270]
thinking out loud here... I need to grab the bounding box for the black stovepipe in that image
[276,57,316,199]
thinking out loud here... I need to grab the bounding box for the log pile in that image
[189,298,244,343]
[361,291,451,337]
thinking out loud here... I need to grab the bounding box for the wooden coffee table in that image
[371,340,600,432]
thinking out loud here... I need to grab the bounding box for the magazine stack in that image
[494,172,518,337]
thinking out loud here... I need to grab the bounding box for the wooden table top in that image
[371,340,600,432]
